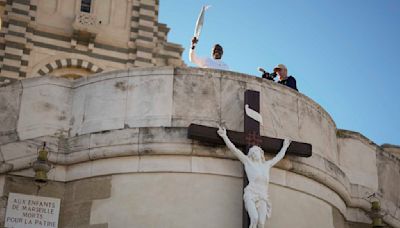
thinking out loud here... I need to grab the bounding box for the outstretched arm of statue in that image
[217,126,248,164]
[269,139,291,167]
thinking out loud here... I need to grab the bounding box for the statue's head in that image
[248,146,265,162]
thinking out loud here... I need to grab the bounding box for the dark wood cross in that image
[187,90,312,228]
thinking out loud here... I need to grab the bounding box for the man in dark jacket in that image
[273,64,298,91]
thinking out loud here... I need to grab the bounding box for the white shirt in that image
[189,48,229,71]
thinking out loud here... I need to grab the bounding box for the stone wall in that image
[0,0,184,84]
[0,175,110,228]
[0,67,399,227]
[90,173,242,228]
[337,130,400,227]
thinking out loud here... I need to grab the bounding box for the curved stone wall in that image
[0,67,399,227]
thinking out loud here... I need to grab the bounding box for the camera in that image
[258,67,277,81]
[263,72,277,80]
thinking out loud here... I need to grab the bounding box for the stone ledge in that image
[338,129,400,163]
[337,129,380,149]
[1,67,339,137]
[176,67,337,129]
[0,127,373,189]
[20,74,73,88]
[10,155,244,181]
[382,144,400,159]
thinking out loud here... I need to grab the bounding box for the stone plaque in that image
[4,193,60,228]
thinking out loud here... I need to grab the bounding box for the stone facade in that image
[0,67,399,228]
[0,0,184,84]
[0,175,111,228]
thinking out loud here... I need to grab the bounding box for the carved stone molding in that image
[72,12,100,47]
[74,12,99,28]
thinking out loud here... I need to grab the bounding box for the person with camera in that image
[189,37,229,70]
[274,64,297,91]
[259,64,298,91]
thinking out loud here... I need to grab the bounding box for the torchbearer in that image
[189,5,229,70]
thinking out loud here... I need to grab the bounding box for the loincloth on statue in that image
[243,185,272,218]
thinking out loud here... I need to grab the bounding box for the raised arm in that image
[268,139,291,167]
[217,126,248,164]
[189,37,207,67]
[189,49,207,67]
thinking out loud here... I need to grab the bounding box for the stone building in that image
[1,67,400,228]
[0,1,399,228]
[0,0,184,83]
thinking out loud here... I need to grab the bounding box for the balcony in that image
[72,12,100,47]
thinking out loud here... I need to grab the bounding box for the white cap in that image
[273,64,287,72]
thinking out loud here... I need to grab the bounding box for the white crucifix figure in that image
[217,126,291,228]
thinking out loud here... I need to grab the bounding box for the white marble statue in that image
[217,126,291,228]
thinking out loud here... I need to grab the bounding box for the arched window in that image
[81,0,92,13]
[36,59,104,77]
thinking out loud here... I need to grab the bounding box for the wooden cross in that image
[187,90,312,228]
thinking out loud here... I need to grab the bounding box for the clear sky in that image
[159,0,400,146]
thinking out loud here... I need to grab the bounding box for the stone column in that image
[129,0,157,67]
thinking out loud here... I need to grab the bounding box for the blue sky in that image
[159,0,400,146]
